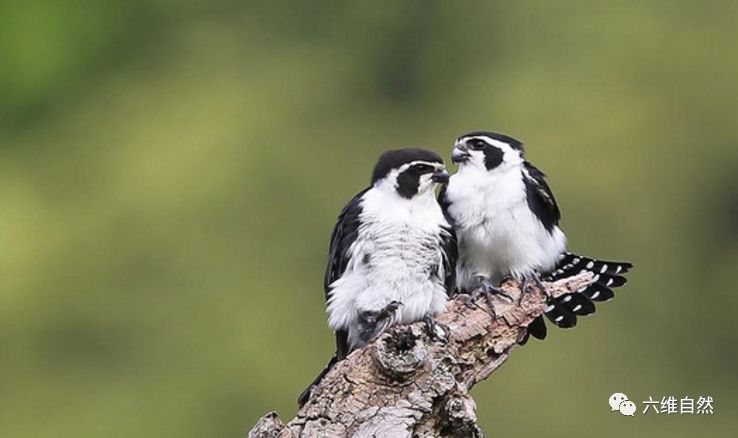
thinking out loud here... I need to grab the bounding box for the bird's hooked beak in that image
[451,145,470,163]
[431,168,450,183]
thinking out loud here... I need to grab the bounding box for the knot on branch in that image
[248,411,291,438]
[371,326,428,380]
[439,391,482,438]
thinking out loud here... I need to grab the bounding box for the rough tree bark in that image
[248,272,594,438]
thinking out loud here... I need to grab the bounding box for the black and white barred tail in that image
[523,252,633,342]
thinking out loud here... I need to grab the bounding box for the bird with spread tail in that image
[440,131,633,343]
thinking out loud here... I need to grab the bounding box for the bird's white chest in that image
[446,167,565,284]
[446,167,527,228]
[326,189,449,330]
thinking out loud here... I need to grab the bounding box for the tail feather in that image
[595,274,628,289]
[526,252,633,337]
[549,252,633,279]
[560,292,596,316]
[544,299,577,328]
[524,314,548,342]
[297,354,338,408]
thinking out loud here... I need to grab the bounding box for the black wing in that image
[520,161,560,342]
[438,185,458,295]
[522,161,561,232]
[324,188,367,296]
[324,188,368,359]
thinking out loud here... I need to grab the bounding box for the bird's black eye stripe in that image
[412,163,434,173]
[469,139,487,150]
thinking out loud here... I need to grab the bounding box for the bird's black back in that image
[324,188,368,359]
[522,161,561,232]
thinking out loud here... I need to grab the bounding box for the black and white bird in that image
[441,131,632,342]
[298,148,456,406]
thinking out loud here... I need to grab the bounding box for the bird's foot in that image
[518,272,550,300]
[376,300,403,322]
[423,315,449,343]
[359,301,403,344]
[464,276,513,318]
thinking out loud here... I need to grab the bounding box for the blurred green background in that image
[1,1,736,437]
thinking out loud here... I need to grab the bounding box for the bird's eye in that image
[469,140,487,150]
[414,164,433,173]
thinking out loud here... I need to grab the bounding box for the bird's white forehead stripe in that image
[400,160,445,170]
[458,136,515,150]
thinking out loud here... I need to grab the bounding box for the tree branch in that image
[248,272,594,438]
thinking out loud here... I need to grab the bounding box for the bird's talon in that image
[464,296,479,309]
[424,315,449,343]
[377,300,403,320]
[465,279,501,319]
[498,290,515,302]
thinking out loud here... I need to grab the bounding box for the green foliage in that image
[0,2,736,436]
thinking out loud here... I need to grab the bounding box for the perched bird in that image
[298,148,457,406]
[440,131,632,342]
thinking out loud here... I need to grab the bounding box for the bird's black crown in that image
[371,148,443,183]
[458,131,525,152]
